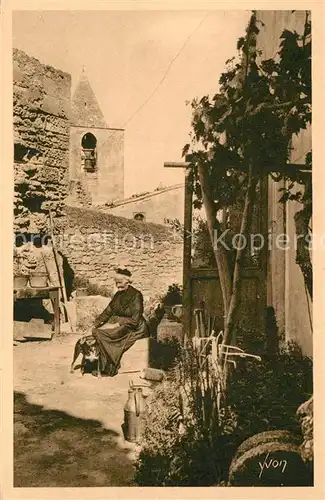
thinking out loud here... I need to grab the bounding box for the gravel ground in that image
[13,333,150,487]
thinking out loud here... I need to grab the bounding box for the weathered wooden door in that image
[182,172,269,343]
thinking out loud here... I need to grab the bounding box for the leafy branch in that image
[183,10,312,349]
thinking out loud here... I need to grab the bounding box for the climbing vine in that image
[183,11,312,345]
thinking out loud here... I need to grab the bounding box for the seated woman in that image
[92,267,164,377]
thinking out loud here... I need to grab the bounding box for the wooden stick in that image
[41,250,65,329]
[194,309,200,338]
[211,316,216,336]
[48,209,72,331]
[200,310,205,338]
[119,370,142,375]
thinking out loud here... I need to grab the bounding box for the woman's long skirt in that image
[93,323,148,376]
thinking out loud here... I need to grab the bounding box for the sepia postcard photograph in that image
[1,1,325,498]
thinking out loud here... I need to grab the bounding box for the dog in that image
[70,335,101,378]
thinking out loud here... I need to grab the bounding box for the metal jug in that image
[171,304,183,321]
[123,384,146,443]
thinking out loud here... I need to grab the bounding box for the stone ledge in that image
[120,338,149,372]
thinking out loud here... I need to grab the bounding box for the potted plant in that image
[161,284,183,321]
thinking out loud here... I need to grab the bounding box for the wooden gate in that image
[182,171,269,342]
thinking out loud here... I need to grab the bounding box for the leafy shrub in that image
[158,284,183,321]
[161,283,182,307]
[135,379,183,485]
[136,341,237,486]
[192,215,217,268]
[149,337,181,371]
[297,395,313,475]
[143,294,164,320]
[227,341,313,441]
[136,339,312,486]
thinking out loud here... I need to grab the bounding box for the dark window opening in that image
[23,196,46,213]
[134,213,145,222]
[14,144,40,163]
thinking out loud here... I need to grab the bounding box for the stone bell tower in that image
[69,69,124,205]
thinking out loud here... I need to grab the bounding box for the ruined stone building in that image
[13,49,125,236]
[13,48,71,236]
[13,47,183,232]
[13,48,183,298]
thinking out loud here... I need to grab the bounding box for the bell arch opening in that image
[81,132,97,149]
[81,132,97,172]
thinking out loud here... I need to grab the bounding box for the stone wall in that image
[55,205,183,299]
[13,48,71,234]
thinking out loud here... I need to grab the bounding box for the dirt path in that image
[14,334,149,487]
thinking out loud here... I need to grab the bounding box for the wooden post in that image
[164,161,192,345]
[49,288,61,337]
[182,169,193,344]
[48,209,72,331]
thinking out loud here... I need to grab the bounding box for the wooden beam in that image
[266,163,312,174]
[164,160,311,174]
[164,162,190,168]
[182,169,193,344]
[163,158,193,343]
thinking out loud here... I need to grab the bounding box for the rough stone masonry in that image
[13,48,71,234]
[13,49,184,302]
[55,205,183,299]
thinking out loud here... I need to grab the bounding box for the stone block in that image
[297,396,313,463]
[75,295,110,333]
[228,438,312,486]
[14,319,52,340]
[120,338,149,372]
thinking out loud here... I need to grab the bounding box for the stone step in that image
[14,319,52,340]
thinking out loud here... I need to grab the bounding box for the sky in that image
[12,10,251,197]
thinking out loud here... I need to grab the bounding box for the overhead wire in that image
[122,12,210,128]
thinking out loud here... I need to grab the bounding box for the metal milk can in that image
[124,384,146,443]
